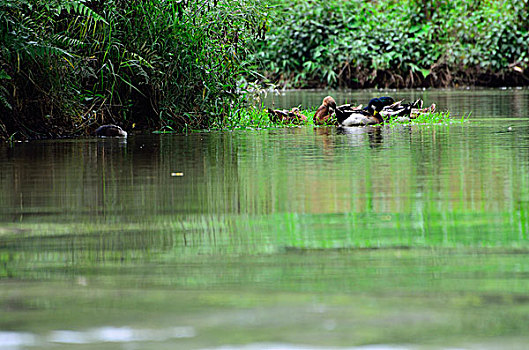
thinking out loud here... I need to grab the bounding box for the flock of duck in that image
[268,96,436,127]
[93,96,436,137]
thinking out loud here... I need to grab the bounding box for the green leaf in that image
[0,70,12,80]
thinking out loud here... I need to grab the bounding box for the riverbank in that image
[1,1,527,140]
[0,1,266,140]
[253,0,529,89]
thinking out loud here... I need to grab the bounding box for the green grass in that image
[386,110,471,126]
[209,107,469,130]
[209,106,316,130]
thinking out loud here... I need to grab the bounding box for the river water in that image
[1,89,529,349]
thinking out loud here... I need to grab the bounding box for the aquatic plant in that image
[211,106,466,130]
[384,111,470,126]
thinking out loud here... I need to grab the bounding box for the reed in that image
[0,0,266,139]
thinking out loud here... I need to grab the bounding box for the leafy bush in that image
[254,0,529,88]
[0,0,266,139]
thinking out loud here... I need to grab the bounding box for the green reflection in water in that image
[1,89,529,348]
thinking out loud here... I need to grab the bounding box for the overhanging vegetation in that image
[0,0,266,139]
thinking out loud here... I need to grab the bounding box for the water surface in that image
[1,89,529,349]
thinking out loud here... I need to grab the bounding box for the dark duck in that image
[379,99,436,121]
[335,97,395,127]
[95,124,128,137]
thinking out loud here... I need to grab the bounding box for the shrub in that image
[253,0,529,88]
[0,0,266,139]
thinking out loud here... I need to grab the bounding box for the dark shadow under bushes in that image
[254,0,529,89]
[0,0,266,140]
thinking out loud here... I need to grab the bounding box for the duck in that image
[380,99,436,122]
[267,107,308,124]
[410,103,436,119]
[95,124,128,137]
[336,97,395,127]
[313,96,337,125]
[380,99,419,118]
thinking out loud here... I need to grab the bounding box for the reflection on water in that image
[0,328,416,350]
[1,326,194,347]
[1,89,529,349]
[263,88,529,119]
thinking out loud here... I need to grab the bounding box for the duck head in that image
[322,96,337,111]
[365,97,395,115]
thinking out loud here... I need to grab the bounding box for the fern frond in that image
[24,41,74,59]
[59,1,108,24]
[0,70,11,80]
[51,33,86,49]
[19,13,41,38]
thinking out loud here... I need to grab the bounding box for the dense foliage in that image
[1,0,528,139]
[254,0,529,88]
[0,0,266,139]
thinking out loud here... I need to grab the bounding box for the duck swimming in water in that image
[95,124,128,137]
[336,97,395,127]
